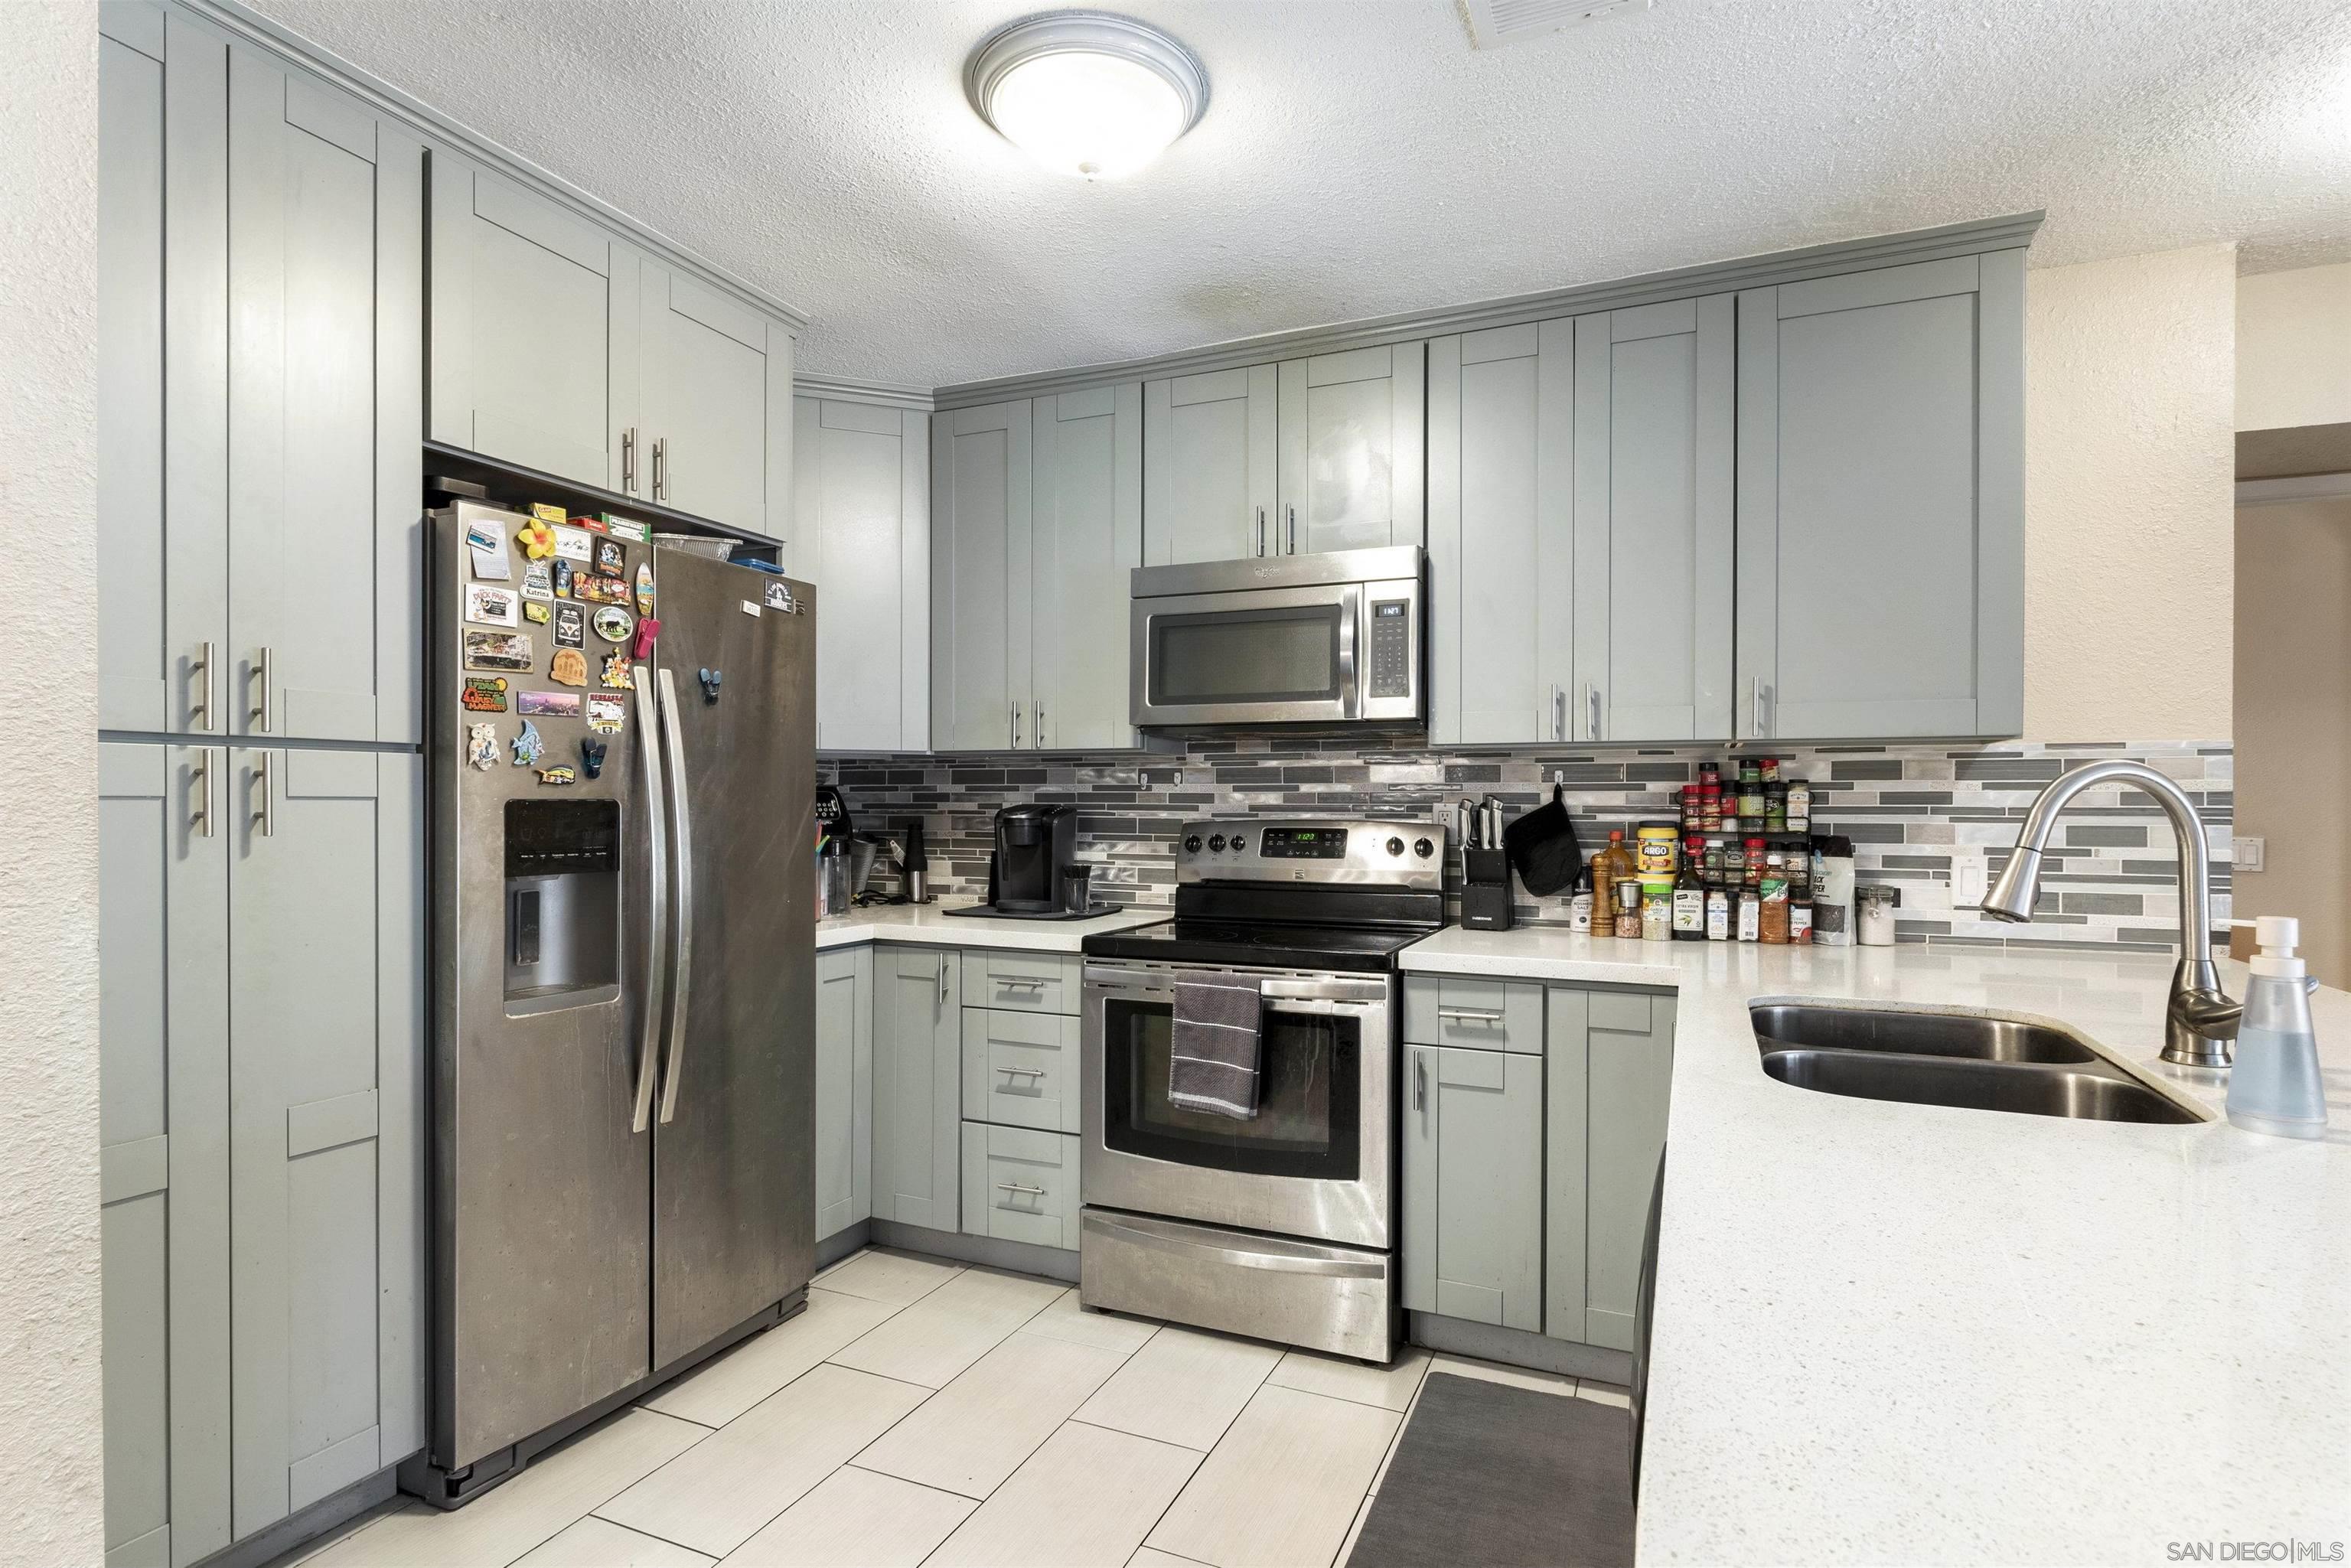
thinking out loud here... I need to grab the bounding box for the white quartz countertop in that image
[1401,928,2351,1564]
[814,902,1167,953]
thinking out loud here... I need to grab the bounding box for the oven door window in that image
[1102,996,1360,1180]
[1147,604,1345,708]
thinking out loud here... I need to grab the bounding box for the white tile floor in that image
[286,1247,1630,1568]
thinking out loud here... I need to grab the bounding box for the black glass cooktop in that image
[1082,918,1440,974]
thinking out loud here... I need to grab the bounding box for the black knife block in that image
[1461,847,1515,931]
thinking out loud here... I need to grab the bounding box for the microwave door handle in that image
[1338,589,1361,718]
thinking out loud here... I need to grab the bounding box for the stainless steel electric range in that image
[1078,817,1443,1362]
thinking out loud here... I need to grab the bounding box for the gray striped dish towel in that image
[1169,977,1263,1120]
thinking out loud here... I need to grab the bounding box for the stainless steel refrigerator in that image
[414,500,814,1504]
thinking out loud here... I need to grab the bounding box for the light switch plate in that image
[1953,859,1987,906]
[2234,836,2265,872]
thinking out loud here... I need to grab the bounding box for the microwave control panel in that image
[1367,599,1412,699]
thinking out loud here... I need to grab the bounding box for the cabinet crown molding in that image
[794,375,936,412]
[933,210,2044,410]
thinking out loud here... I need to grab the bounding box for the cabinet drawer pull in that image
[1436,1006,1506,1024]
[996,976,1048,991]
[996,1181,1047,1198]
[995,1065,1046,1079]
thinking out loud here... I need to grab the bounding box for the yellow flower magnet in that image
[515,519,558,560]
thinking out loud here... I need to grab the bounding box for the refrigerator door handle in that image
[655,665,695,1125]
[631,663,668,1134]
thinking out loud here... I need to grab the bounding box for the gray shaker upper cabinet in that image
[1030,384,1143,750]
[1143,365,1274,564]
[427,151,622,492]
[1427,302,1727,746]
[931,400,1033,751]
[794,396,930,753]
[1143,346,1425,565]
[1736,252,2026,741]
[1571,297,1735,743]
[625,252,795,540]
[1277,343,1427,556]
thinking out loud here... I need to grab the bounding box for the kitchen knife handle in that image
[656,666,694,1125]
[191,641,214,732]
[631,662,667,1134]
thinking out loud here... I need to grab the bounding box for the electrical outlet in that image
[2234,836,2265,872]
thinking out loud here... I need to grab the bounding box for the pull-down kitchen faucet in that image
[1981,760,2239,1068]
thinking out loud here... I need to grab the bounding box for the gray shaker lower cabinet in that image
[99,742,230,1568]
[960,1123,1082,1251]
[1546,986,1677,1352]
[814,947,873,1242]
[99,742,422,1563]
[227,748,425,1536]
[1401,1043,1545,1333]
[871,947,963,1232]
[1735,251,2025,741]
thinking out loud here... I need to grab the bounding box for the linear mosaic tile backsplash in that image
[820,736,2233,954]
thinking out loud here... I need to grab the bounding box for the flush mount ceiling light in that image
[966,11,1208,180]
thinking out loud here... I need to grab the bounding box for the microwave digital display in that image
[1260,827,1350,859]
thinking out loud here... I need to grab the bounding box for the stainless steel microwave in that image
[1128,546,1423,728]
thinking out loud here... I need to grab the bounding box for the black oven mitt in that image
[1503,783,1584,898]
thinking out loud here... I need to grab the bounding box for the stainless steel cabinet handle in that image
[1436,1006,1506,1024]
[250,647,272,733]
[191,641,214,732]
[1589,684,1603,742]
[1256,507,1267,557]
[631,663,668,1134]
[656,667,694,1124]
[621,426,637,493]
[249,751,273,838]
[1550,684,1564,742]
[995,1064,1045,1079]
[937,958,949,1007]
[1414,1051,1427,1110]
[1286,504,1296,554]
[1750,676,1769,738]
[1034,701,1044,750]
[996,1181,1046,1198]
[191,749,214,839]
[1010,702,1022,748]
[997,976,1048,991]
[651,435,668,501]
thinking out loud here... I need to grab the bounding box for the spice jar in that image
[1759,755,1780,783]
[1790,901,1815,944]
[1616,878,1644,940]
[1739,777,1767,822]
[1743,836,1767,887]
[1736,888,1762,942]
[1700,784,1723,832]
[1723,838,1747,884]
[1706,884,1731,941]
[1699,760,1721,791]
[1679,787,1701,833]
[1704,839,1727,882]
[1785,777,1811,833]
[1639,875,1673,941]
[1764,782,1788,833]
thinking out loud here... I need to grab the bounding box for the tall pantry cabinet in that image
[97,6,425,1563]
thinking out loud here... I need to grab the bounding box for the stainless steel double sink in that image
[1752,1003,2203,1124]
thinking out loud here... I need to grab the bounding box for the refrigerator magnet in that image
[579,573,629,605]
[739,598,761,618]
[579,738,608,780]
[514,518,557,560]
[465,583,519,628]
[463,517,503,555]
[549,647,589,688]
[516,690,582,719]
[530,502,566,525]
[551,526,593,562]
[459,676,509,712]
[523,601,551,625]
[553,604,585,649]
[586,693,624,733]
[600,654,634,689]
[462,631,533,673]
[634,563,654,617]
[468,544,511,582]
[533,765,577,787]
[465,722,499,771]
[571,513,608,534]
[630,618,659,660]
[520,561,553,601]
[510,718,543,767]
[763,580,795,614]
[592,605,633,644]
[553,560,573,599]
[595,538,624,575]
[604,514,648,543]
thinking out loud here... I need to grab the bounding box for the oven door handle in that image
[1082,1211,1387,1280]
[1257,976,1387,1005]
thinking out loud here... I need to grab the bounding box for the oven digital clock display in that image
[1260,827,1350,859]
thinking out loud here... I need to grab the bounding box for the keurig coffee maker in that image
[990,804,1078,914]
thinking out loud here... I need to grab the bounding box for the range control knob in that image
[1208,833,1227,853]
[1386,836,1406,857]
[1414,837,1436,859]
[1183,834,1202,854]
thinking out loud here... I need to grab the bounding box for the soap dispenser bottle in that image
[2225,915,2328,1139]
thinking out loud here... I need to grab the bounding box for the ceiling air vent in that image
[1459,0,1652,51]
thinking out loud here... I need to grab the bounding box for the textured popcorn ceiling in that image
[247,0,2351,386]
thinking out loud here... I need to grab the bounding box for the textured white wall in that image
[2237,262,2351,432]
[0,3,104,1563]
[2023,245,2237,742]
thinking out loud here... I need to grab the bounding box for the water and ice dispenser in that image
[504,798,621,1011]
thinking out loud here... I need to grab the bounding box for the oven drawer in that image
[1403,976,1544,1055]
[961,1123,1081,1251]
[966,950,1081,1015]
[962,1008,1081,1134]
[1080,1208,1396,1362]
